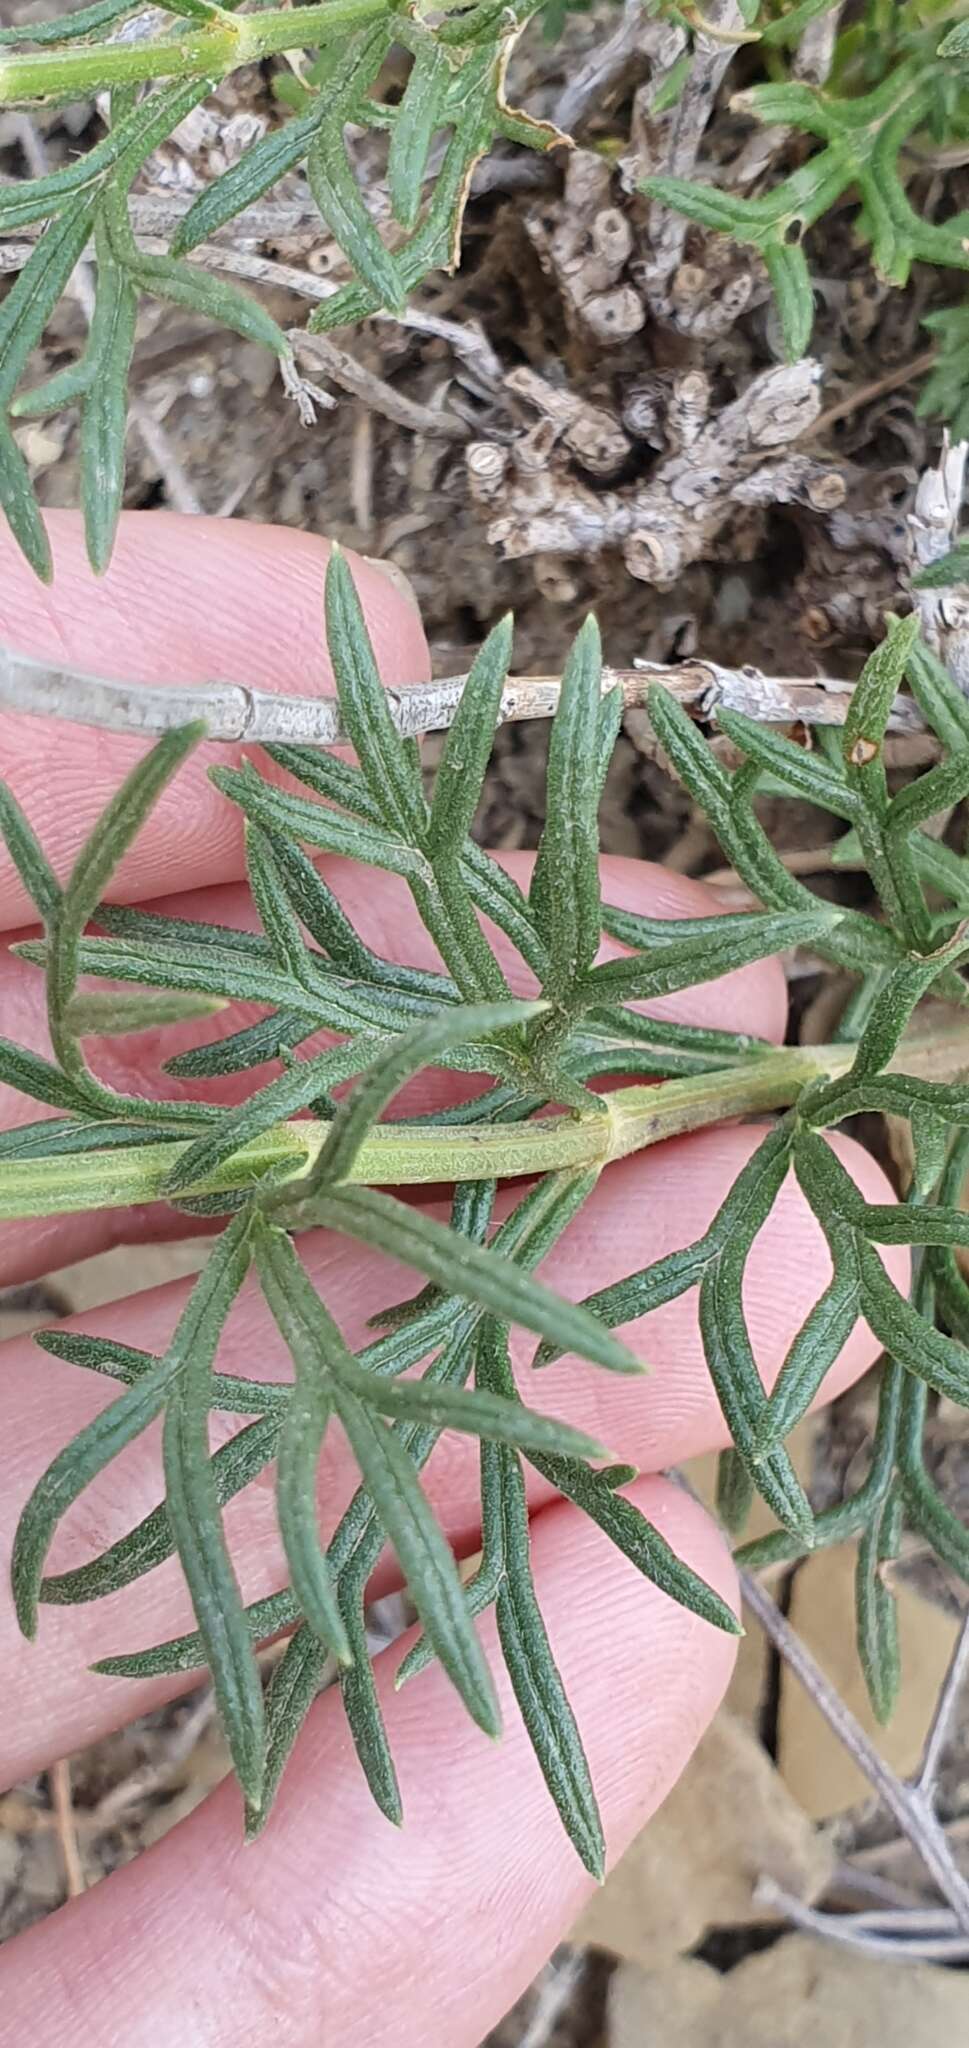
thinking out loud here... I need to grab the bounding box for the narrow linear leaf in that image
[47,723,205,1066]
[161,1214,265,1805]
[259,829,452,998]
[308,122,406,315]
[339,1383,500,1735]
[530,617,607,996]
[469,1319,604,1876]
[855,1483,902,1725]
[338,1592,402,1823]
[276,1383,352,1666]
[842,613,920,797]
[496,1440,604,1876]
[533,1237,714,1368]
[162,1039,379,1196]
[0,1037,97,1116]
[245,822,316,985]
[754,1223,861,1452]
[66,989,226,1036]
[715,708,859,821]
[324,547,425,838]
[700,1251,815,1544]
[246,1622,342,1841]
[388,36,452,231]
[131,249,289,358]
[211,763,429,882]
[304,1184,642,1376]
[172,97,327,255]
[93,1585,301,1681]
[257,1216,499,1732]
[428,615,513,855]
[858,1244,969,1405]
[0,0,139,45]
[11,355,96,419]
[11,1352,174,1639]
[528,1447,741,1635]
[905,638,969,753]
[716,1448,754,1538]
[335,1356,610,1464]
[0,421,51,582]
[0,200,97,409]
[0,779,60,921]
[164,1008,314,1080]
[40,1414,281,1606]
[584,907,840,1006]
[764,237,815,360]
[80,223,137,575]
[35,1328,290,1418]
[0,1116,180,1163]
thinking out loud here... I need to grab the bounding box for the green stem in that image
[3,1030,965,1223]
[0,0,396,103]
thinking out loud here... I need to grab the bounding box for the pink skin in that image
[0,516,906,2045]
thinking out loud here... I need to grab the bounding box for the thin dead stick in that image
[517,1949,587,2048]
[291,329,470,441]
[914,1607,969,1802]
[90,1687,217,1828]
[0,645,928,746]
[49,1756,85,1900]
[0,230,502,388]
[755,1877,969,1963]
[740,1569,969,1932]
[808,349,938,441]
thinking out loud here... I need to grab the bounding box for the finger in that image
[0,511,429,929]
[0,853,789,1285]
[0,1478,737,2048]
[0,1123,905,1781]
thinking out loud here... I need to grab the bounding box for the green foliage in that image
[0,0,562,578]
[4,571,969,1850]
[642,0,969,392]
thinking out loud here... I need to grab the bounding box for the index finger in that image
[0,511,429,930]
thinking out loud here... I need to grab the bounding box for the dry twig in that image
[739,1569,969,1933]
[49,1757,85,1901]
[291,330,469,442]
[516,1949,588,2048]
[0,643,927,748]
[639,0,748,319]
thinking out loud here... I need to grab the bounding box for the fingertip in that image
[0,513,430,924]
[1,511,429,693]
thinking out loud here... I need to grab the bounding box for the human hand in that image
[0,513,905,2047]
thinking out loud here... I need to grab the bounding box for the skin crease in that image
[0,515,908,2046]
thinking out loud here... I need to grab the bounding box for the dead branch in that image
[0,640,927,748]
[552,0,686,139]
[908,435,969,696]
[290,330,469,441]
[638,0,748,321]
[740,1568,969,1934]
[470,358,837,587]
[525,149,648,347]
